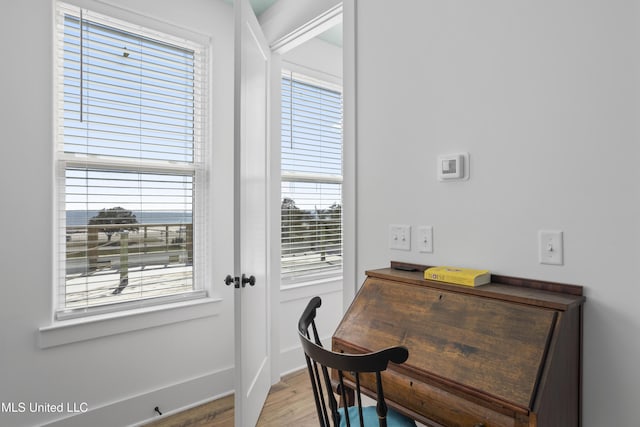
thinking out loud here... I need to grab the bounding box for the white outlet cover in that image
[418,226,433,253]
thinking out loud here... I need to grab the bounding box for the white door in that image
[233,0,271,426]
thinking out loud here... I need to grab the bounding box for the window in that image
[54,3,208,319]
[281,71,343,284]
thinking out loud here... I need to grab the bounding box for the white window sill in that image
[38,296,222,349]
[280,276,343,302]
[281,274,343,290]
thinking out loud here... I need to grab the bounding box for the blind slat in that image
[56,3,205,317]
[281,70,343,284]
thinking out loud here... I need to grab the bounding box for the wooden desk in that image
[332,262,585,427]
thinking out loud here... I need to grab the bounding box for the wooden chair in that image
[298,296,417,427]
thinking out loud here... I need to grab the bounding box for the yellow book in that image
[424,266,491,287]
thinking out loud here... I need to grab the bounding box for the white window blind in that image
[55,3,207,318]
[281,71,343,284]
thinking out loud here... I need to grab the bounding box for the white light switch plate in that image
[539,230,563,265]
[389,225,411,251]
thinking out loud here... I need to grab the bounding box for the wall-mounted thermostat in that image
[437,152,469,181]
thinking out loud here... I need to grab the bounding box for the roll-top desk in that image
[332,262,585,427]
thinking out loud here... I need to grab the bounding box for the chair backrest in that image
[298,296,409,427]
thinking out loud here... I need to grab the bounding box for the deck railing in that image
[62,222,195,310]
[66,222,193,275]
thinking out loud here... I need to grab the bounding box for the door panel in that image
[233,0,271,425]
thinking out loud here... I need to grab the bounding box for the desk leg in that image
[332,380,355,407]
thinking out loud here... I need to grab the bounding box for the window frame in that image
[280,66,344,286]
[53,2,211,320]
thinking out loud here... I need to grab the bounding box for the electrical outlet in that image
[418,226,433,253]
[539,230,563,265]
[389,225,411,251]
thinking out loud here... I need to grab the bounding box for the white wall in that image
[355,1,639,425]
[0,1,236,426]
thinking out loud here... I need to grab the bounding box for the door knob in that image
[224,275,238,288]
[241,274,256,287]
[225,274,255,288]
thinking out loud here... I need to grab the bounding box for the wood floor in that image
[144,369,319,427]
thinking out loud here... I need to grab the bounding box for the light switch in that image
[539,230,563,265]
[389,225,411,251]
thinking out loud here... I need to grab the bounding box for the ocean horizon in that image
[66,210,193,227]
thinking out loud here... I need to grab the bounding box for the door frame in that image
[266,0,357,385]
[341,0,357,312]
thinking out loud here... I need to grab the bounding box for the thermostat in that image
[437,152,469,181]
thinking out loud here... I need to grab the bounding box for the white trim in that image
[269,52,284,387]
[282,62,342,90]
[280,69,344,284]
[279,277,343,301]
[342,0,357,310]
[42,366,233,427]
[55,289,208,321]
[60,0,211,47]
[60,155,199,175]
[267,1,351,387]
[271,3,343,54]
[281,171,343,184]
[53,0,212,320]
[39,295,222,349]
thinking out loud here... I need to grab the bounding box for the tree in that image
[316,203,342,261]
[281,198,301,247]
[281,198,342,261]
[88,207,139,242]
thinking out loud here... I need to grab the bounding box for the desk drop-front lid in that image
[333,273,558,411]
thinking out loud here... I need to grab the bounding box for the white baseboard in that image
[280,344,306,377]
[44,367,234,427]
[278,333,333,378]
